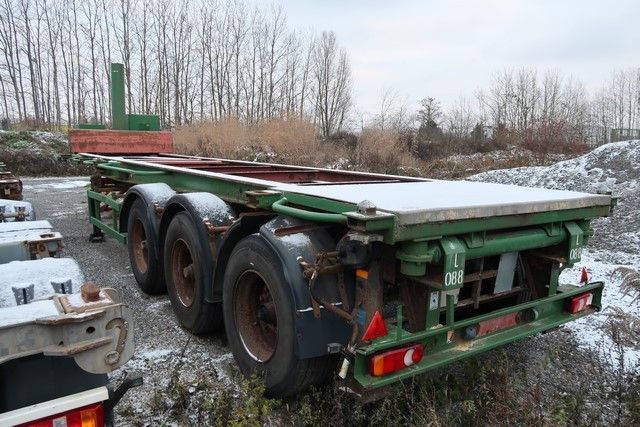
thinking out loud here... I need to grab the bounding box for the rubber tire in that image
[164,211,223,334]
[127,198,166,294]
[222,234,336,398]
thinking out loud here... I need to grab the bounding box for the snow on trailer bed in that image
[85,153,612,225]
[0,257,84,308]
[277,180,613,225]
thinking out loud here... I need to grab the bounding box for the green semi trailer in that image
[66,63,614,398]
[71,150,614,398]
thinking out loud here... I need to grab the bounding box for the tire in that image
[127,198,165,294]
[164,211,223,334]
[222,234,336,398]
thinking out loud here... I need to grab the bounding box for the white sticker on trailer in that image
[429,292,439,310]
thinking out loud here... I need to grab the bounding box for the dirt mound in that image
[470,140,640,256]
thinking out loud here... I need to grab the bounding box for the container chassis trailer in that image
[69,150,615,398]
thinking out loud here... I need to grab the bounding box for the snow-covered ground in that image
[22,178,89,192]
[471,140,640,365]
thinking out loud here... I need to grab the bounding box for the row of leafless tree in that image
[0,0,352,136]
[372,67,640,146]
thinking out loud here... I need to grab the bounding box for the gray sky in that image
[281,0,640,117]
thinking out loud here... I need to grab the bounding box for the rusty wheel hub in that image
[234,270,278,363]
[131,218,148,274]
[171,238,196,307]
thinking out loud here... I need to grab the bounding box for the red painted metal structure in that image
[69,129,173,155]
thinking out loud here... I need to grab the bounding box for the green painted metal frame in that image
[87,190,126,244]
[79,156,611,246]
[353,281,604,388]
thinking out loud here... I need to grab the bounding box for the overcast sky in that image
[280,0,640,118]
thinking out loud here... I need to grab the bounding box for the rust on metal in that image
[273,223,329,237]
[203,218,229,236]
[69,129,173,154]
[171,238,196,308]
[35,310,106,325]
[105,317,129,365]
[234,270,279,362]
[153,201,164,217]
[82,282,101,302]
[44,336,113,356]
[131,217,149,274]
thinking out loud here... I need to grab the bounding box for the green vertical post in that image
[548,263,561,296]
[446,294,455,326]
[395,305,403,341]
[110,63,127,130]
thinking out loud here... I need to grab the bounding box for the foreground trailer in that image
[0,168,139,426]
[73,150,614,398]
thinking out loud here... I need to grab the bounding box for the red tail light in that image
[369,344,424,377]
[567,292,593,314]
[20,402,104,427]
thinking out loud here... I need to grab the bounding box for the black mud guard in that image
[212,212,277,301]
[259,216,353,359]
[158,193,236,303]
[119,183,176,234]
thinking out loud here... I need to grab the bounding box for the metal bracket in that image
[542,222,562,237]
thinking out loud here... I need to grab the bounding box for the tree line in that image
[0,0,351,136]
[1,0,638,149]
[371,67,640,153]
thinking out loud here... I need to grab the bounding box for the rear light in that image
[369,344,424,377]
[476,312,519,337]
[21,402,105,427]
[567,292,593,314]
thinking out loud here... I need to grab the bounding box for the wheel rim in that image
[131,218,148,274]
[234,270,278,363]
[171,238,196,307]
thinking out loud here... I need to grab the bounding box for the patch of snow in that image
[0,220,51,234]
[63,290,111,309]
[141,348,174,359]
[471,140,640,365]
[0,257,84,308]
[278,232,312,247]
[0,200,35,221]
[326,157,350,170]
[0,299,60,328]
[22,180,89,192]
[561,250,640,365]
[182,192,235,221]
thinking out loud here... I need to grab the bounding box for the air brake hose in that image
[271,197,348,224]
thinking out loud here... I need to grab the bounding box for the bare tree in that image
[312,31,351,137]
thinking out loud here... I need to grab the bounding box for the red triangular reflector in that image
[580,267,589,284]
[362,310,388,341]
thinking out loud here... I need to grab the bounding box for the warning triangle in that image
[362,310,388,341]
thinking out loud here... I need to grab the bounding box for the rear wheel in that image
[127,198,165,294]
[222,234,336,397]
[164,211,222,334]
